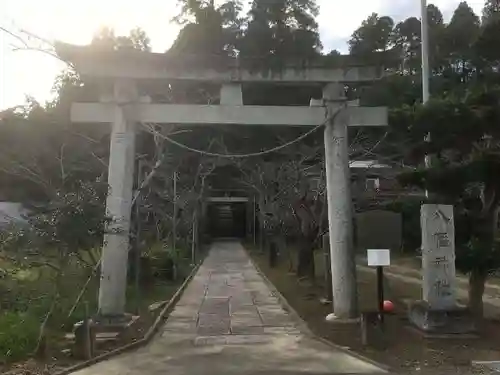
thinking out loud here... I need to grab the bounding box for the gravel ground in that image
[251,252,500,375]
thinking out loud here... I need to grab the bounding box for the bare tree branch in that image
[0,26,29,48]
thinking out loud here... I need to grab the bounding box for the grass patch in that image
[0,312,40,363]
[0,247,195,367]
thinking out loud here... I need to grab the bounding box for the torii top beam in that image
[55,42,384,84]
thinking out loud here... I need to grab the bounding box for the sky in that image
[0,0,484,110]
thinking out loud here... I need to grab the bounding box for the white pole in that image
[173,171,177,252]
[421,0,430,105]
[421,0,432,199]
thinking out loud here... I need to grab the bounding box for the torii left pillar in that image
[98,79,137,318]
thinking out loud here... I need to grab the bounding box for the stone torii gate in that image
[56,43,388,320]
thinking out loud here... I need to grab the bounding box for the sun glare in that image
[4,0,180,48]
[0,0,486,110]
[1,0,181,109]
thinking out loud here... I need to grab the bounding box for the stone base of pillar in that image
[71,313,140,358]
[92,312,137,327]
[408,300,476,335]
[325,313,360,324]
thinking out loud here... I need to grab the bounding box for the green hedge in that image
[0,312,40,363]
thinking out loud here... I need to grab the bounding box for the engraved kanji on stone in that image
[435,232,451,248]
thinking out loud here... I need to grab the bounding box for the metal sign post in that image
[376,266,384,324]
[367,249,391,325]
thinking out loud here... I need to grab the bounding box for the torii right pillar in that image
[323,83,368,320]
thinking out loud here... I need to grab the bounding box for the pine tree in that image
[482,0,500,24]
[239,0,322,61]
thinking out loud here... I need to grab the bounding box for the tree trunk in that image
[468,185,498,319]
[297,239,314,279]
[309,247,316,282]
[258,196,265,253]
[269,241,278,268]
[297,246,310,277]
[468,269,488,318]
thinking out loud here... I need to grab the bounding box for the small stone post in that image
[421,204,457,309]
[409,204,475,333]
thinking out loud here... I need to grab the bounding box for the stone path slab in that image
[71,241,386,375]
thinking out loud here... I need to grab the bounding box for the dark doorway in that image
[207,202,247,238]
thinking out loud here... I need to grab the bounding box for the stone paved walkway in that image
[72,241,385,375]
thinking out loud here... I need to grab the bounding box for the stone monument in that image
[408,204,475,334]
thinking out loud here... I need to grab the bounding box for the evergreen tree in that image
[482,0,500,24]
[239,0,322,61]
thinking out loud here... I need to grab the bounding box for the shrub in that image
[0,312,39,363]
